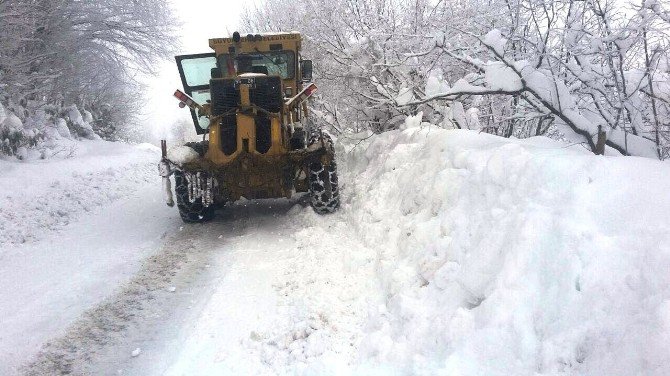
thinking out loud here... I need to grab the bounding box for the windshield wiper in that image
[253,48,283,69]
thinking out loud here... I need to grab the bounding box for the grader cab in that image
[159,31,339,222]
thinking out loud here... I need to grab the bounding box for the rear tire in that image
[174,171,216,223]
[308,133,340,214]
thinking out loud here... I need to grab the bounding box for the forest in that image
[2,0,669,159]
[0,0,176,157]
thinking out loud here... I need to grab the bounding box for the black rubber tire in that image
[184,141,208,157]
[308,133,340,214]
[174,171,216,223]
[290,127,306,150]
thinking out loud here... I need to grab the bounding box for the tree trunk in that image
[595,125,607,155]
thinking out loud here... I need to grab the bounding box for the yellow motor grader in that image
[158,31,339,222]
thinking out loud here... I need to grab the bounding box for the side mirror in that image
[300,60,313,82]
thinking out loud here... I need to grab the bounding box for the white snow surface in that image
[483,29,507,56]
[340,128,670,374]
[0,140,178,374]
[166,145,200,165]
[0,140,162,245]
[424,72,450,98]
[164,128,670,375]
[485,61,523,92]
[2,128,669,375]
[2,111,23,130]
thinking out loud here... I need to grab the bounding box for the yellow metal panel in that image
[205,120,233,164]
[269,117,282,155]
[239,85,250,106]
[238,114,256,152]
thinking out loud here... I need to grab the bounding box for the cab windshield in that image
[218,51,295,79]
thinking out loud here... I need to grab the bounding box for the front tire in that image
[174,171,215,223]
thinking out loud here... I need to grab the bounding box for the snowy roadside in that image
[0,140,164,246]
[0,140,179,374]
[339,122,670,374]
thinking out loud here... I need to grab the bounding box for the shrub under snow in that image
[0,103,101,160]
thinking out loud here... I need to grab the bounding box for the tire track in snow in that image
[22,193,380,375]
[20,198,308,375]
[161,198,382,374]
[20,222,218,375]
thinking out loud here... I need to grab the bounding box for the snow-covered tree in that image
[0,0,178,154]
[244,0,670,158]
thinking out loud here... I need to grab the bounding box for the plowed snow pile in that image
[338,121,670,374]
[164,121,670,375]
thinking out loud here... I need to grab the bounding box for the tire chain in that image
[307,132,340,214]
[174,171,215,223]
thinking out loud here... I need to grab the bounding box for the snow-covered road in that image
[1,139,381,375]
[18,195,380,375]
[79,198,381,376]
[2,126,670,375]
[0,141,179,374]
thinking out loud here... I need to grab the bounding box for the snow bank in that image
[341,128,670,374]
[0,140,160,246]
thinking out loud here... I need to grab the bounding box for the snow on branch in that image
[243,0,670,158]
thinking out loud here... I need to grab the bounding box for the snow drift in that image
[338,118,670,374]
[162,122,670,375]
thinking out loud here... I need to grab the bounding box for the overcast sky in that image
[142,0,253,142]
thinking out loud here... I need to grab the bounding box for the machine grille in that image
[210,78,239,116]
[250,76,283,113]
